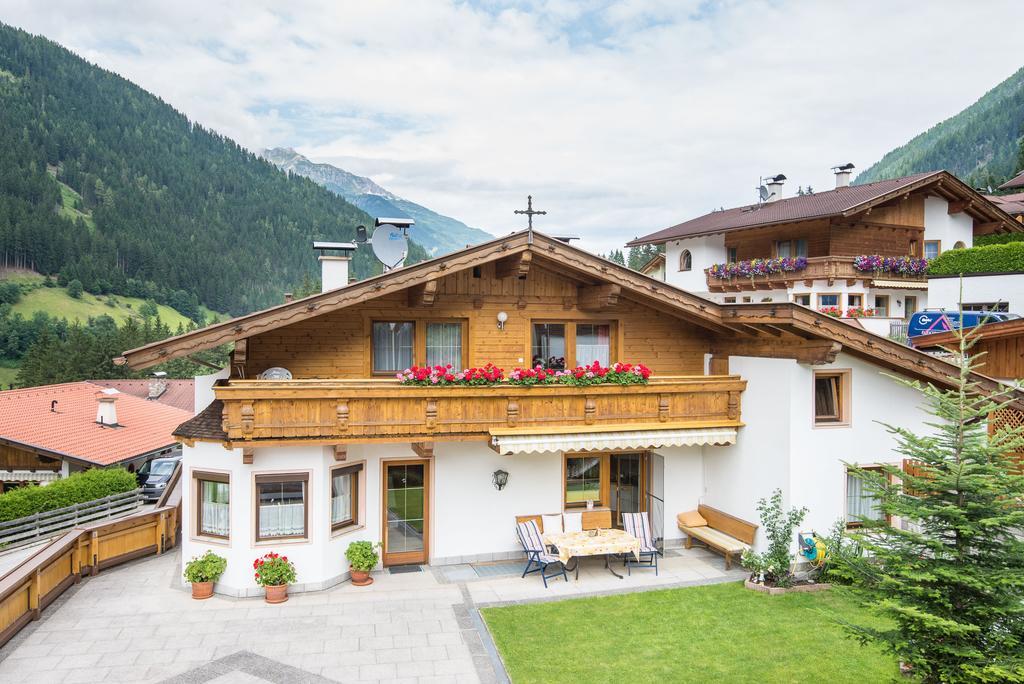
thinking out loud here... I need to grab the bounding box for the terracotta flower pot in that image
[350,567,373,586]
[264,583,289,604]
[191,581,214,600]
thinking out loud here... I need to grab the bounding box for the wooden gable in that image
[242,257,711,379]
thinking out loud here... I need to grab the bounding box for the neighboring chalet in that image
[91,378,195,413]
[628,168,1021,337]
[117,230,1021,597]
[912,317,1024,382]
[0,382,191,489]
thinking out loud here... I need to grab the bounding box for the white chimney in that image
[95,388,120,427]
[765,174,786,203]
[833,163,855,189]
[313,241,357,293]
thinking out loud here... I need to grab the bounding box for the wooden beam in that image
[242,448,254,464]
[708,354,730,375]
[333,444,347,461]
[407,279,438,307]
[948,199,972,215]
[494,251,532,279]
[577,284,620,311]
[411,442,434,459]
[974,221,1001,234]
[710,339,842,365]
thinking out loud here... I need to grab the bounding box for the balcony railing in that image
[214,376,746,443]
[705,256,928,292]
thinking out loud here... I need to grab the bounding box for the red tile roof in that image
[986,192,1024,217]
[628,172,940,246]
[0,382,192,466]
[998,170,1024,191]
[90,379,195,413]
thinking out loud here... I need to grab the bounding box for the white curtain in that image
[331,473,353,524]
[846,472,881,523]
[426,323,462,368]
[200,481,229,536]
[576,324,610,366]
[259,503,305,537]
[372,322,413,372]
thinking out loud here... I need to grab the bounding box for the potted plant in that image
[345,541,381,586]
[253,552,296,603]
[183,550,227,600]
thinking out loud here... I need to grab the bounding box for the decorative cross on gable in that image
[514,195,546,231]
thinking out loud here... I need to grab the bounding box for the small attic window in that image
[472,266,482,278]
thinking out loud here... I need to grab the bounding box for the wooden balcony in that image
[214,376,746,444]
[705,256,928,292]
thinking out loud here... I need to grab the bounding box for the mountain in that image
[262,148,492,255]
[0,23,426,317]
[857,66,1024,189]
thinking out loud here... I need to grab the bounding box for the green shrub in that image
[928,241,1024,276]
[183,550,227,583]
[974,232,1024,247]
[0,468,138,522]
[345,541,381,572]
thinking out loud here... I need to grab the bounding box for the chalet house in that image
[0,382,191,489]
[116,230,1020,597]
[628,169,1021,337]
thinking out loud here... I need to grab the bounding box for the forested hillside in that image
[857,66,1024,188]
[0,23,423,317]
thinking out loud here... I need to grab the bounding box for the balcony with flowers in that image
[705,254,928,291]
[212,361,745,443]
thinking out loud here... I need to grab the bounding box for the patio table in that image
[542,529,641,580]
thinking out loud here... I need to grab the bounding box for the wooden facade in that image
[0,443,62,472]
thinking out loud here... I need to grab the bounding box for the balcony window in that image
[576,323,611,366]
[331,463,362,532]
[776,239,807,258]
[425,322,462,368]
[814,370,850,427]
[255,473,308,541]
[196,471,229,539]
[727,247,738,263]
[532,323,567,370]
[372,321,414,373]
[817,293,839,309]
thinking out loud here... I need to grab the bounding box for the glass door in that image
[610,453,644,528]
[382,461,429,566]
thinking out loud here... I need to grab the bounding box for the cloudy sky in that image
[3,1,1022,254]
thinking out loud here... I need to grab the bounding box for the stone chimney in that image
[95,388,121,427]
[833,163,855,189]
[313,241,357,293]
[148,372,167,400]
[765,174,786,203]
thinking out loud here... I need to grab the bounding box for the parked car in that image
[138,455,181,502]
[907,309,1020,338]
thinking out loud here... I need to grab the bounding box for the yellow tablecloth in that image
[543,529,642,566]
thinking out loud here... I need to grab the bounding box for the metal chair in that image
[622,512,659,575]
[516,520,568,587]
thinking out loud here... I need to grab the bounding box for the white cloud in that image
[3,0,1021,254]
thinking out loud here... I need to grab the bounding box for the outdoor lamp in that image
[496,311,508,330]
[492,469,509,491]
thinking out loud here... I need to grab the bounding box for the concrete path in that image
[0,546,744,683]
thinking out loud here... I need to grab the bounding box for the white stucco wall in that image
[664,235,726,294]
[924,196,974,251]
[928,273,1024,314]
[194,368,230,415]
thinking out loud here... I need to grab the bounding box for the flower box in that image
[396,361,651,388]
[707,257,808,280]
[852,255,928,276]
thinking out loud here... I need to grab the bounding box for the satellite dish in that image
[371,226,408,269]
[355,225,368,243]
[758,185,769,201]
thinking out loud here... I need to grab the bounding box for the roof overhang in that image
[488,422,740,455]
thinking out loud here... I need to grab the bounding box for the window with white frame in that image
[793,293,811,307]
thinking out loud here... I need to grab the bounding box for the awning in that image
[0,470,61,483]
[872,279,928,290]
[489,424,739,455]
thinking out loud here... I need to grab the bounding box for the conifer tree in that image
[839,326,1024,682]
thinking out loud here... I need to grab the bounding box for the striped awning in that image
[0,470,61,483]
[489,425,738,455]
[872,279,928,290]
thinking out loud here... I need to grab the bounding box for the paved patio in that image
[0,545,744,683]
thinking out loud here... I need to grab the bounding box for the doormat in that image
[389,565,423,574]
[472,562,523,578]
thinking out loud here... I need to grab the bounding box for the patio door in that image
[610,453,645,528]
[382,460,430,566]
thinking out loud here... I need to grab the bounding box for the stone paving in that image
[0,545,744,683]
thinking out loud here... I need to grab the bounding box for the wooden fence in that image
[0,463,181,649]
[0,489,142,551]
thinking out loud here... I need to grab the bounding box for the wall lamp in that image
[496,311,508,330]
[492,469,509,491]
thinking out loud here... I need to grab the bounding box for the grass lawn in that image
[482,581,896,683]
[0,362,19,389]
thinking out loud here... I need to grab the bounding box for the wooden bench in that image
[515,509,612,533]
[677,504,758,570]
